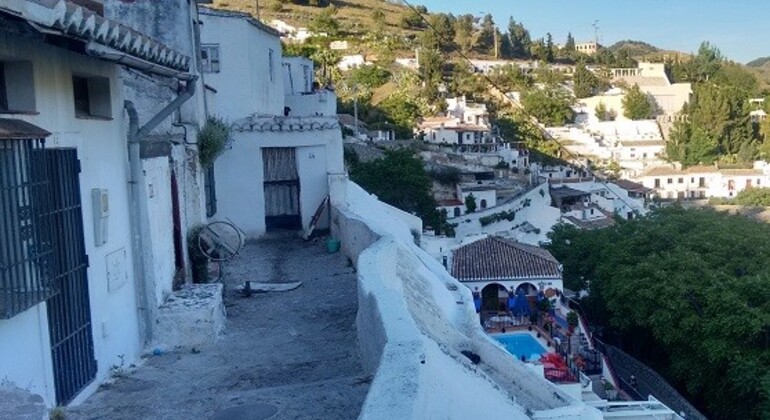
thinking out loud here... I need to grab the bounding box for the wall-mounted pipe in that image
[125,78,197,344]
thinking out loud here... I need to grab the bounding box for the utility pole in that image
[592,20,600,45]
[494,29,499,59]
[255,0,261,20]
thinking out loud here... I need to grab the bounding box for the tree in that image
[379,96,421,139]
[347,65,391,89]
[477,14,497,56]
[547,207,770,420]
[544,32,554,62]
[564,32,576,52]
[465,194,477,213]
[573,63,600,98]
[521,86,576,126]
[595,101,615,121]
[453,14,476,54]
[349,149,445,232]
[622,84,655,120]
[733,187,770,206]
[507,17,531,59]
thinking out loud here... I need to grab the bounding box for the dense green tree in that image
[465,194,477,213]
[573,63,601,98]
[347,65,391,89]
[453,14,476,54]
[507,17,531,59]
[349,149,445,232]
[477,14,497,56]
[488,64,533,92]
[544,32,554,62]
[547,207,770,420]
[521,86,576,126]
[417,48,443,102]
[419,13,455,51]
[733,187,770,206]
[622,84,655,120]
[379,96,421,139]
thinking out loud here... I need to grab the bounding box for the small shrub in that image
[479,210,516,226]
[198,116,230,168]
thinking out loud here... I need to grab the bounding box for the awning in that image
[0,118,51,140]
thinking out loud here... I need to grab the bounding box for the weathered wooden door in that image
[263,147,301,230]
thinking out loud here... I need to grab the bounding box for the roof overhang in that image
[0,0,192,78]
[0,118,51,139]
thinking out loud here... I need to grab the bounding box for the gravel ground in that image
[68,234,369,420]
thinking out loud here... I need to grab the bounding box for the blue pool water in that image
[494,333,547,361]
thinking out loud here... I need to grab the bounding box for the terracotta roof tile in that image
[451,237,561,281]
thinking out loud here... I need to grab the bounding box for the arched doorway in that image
[453,207,461,217]
[515,282,538,296]
[481,283,508,312]
[480,199,487,209]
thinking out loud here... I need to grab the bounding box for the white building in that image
[635,162,770,200]
[420,96,501,151]
[200,7,343,238]
[0,0,205,407]
[575,42,600,55]
[450,236,564,305]
[337,54,372,71]
[548,120,666,175]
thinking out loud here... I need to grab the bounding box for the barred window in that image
[0,126,56,318]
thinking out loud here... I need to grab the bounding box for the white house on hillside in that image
[635,162,770,199]
[200,7,343,238]
[0,0,205,407]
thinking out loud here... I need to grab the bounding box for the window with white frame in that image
[201,45,221,73]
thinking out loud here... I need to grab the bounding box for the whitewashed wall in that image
[200,9,285,119]
[216,125,344,237]
[0,36,142,406]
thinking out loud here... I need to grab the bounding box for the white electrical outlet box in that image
[92,188,109,246]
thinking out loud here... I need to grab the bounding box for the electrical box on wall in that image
[92,188,109,246]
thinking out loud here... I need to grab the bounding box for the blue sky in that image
[414,0,769,63]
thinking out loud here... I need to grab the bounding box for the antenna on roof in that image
[592,20,600,45]
[255,0,261,20]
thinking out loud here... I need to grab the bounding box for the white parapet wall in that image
[330,177,603,419]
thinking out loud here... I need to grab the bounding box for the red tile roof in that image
[451,237,561,281]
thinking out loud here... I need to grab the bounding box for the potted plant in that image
[604,380,618,400]
[567,311,579,334]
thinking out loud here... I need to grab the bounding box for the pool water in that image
[494,332,547,361]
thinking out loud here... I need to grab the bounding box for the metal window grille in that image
[0,137,56,319]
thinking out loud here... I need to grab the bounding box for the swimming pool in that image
[493,332,547,361]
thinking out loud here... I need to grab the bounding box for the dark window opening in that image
[72,75,112,119]
[205,164,217,217]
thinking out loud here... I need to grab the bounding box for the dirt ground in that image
[68,234,369,420]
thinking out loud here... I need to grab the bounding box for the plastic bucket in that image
[326,238,341,253]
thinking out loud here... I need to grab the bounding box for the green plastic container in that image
[326,238,341,253]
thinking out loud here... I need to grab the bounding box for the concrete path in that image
[68,235,369,420]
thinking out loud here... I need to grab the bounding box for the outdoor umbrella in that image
[511,289,531,317]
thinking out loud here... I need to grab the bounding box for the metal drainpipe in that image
[125,79,197,344]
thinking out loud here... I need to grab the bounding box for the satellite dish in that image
[198,220,244,262]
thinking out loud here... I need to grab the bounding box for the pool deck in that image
[67,235,370,420]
